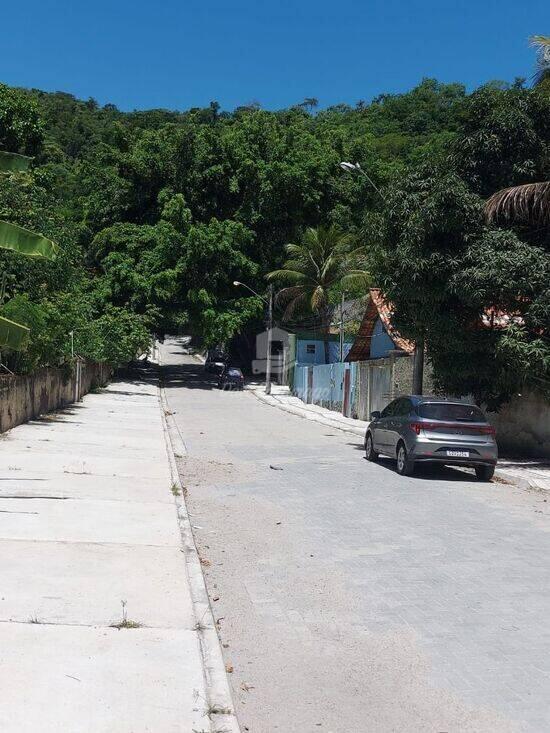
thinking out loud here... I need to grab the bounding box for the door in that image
[342,367,351,417]
[386,398,412,453]
[372,399,398,452]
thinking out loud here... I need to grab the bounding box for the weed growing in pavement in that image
[170,483,181,496]
[109,600,143,630]
[28,615,42,624]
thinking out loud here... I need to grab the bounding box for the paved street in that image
[162,337,550,733]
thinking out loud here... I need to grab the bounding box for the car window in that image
[418,402,486,422]
[395,398,412,416]
[380,400,398,418]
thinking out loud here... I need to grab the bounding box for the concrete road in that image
[162,337,550,733]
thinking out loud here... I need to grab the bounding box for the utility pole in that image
[265,283,273,395]
[233,280,273,395]
[339,292,345,362]
[412,337,424,395]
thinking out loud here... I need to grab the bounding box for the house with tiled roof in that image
[345,289,414,362]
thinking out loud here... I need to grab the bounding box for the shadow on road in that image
[161,361,218,391]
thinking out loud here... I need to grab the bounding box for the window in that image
[417,402,486,422]
[394,398,412,416]
[380,400,398,418]
[306,344,316,354]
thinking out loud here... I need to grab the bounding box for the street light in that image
[340,162,424,392]
[340,161,386,202]
[234,281,274,395]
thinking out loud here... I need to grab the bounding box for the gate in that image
[369,363,392,415]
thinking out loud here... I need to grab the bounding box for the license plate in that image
[446,450,469,457]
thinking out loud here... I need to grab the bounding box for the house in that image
[345,289,414,362]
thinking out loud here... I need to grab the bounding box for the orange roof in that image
[345,289,414,362]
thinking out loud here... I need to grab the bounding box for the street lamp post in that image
[233,281,273,395]
[339,161,386,203]
[340,161,424,391]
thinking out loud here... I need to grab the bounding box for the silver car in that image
[365,396,498,480]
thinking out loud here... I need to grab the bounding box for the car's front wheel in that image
[396,442,414,476]
[475,465,495,482]
[365,433,378,462]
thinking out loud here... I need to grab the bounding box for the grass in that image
[170,482,181,497]
[205,703,232,718]
[109,600,143,630]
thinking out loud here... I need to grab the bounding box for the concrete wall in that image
[489,391,550,459]
[0,361,110,434]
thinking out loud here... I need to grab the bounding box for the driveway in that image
[161,337,550,733]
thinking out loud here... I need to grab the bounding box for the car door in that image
[373,400,398,452]
[387,398,412,453]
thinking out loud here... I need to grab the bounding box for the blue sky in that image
[2,0,547,111]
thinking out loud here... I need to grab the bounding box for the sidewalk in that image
[251,386,550,491]
[0,376,237,733]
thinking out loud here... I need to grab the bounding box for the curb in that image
[252,389,366,438]
[158,351,240,733]
[492,468,548,491]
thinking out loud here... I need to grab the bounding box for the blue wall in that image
[296,338,352,364]
[369,317,396,358]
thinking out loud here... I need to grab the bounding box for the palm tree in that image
[267,226,369,363]
[0,151,58,351]
[485,35,550,226]
[531,35,550,86]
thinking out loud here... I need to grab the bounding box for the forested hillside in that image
[0,76,548,403]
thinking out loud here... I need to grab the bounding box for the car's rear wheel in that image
[396,442,414,476]
[475,465,495,482]
[365,433,378,462]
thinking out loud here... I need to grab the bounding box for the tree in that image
[0,150,58,351]
[481,37,550,228]
[267,226,369,363]
[369,162,549,407]
[531,35,550,87]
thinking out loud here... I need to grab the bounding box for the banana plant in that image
[0,150,58,351]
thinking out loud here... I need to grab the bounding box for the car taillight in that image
[410,422,422,434]
[479,425,496,436]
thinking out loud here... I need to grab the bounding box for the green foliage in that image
[0,69,547,398]
[370,157,549,406]
[0,84,44,155]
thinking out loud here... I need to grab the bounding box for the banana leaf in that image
[0,220,58,260]
[0,315,29,350]
[0,151,32,173]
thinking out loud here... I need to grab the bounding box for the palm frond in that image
[0,220,59,259]
[266,269,313,285]
[0,151,32,173]
[530,35,550,86]
[0,315,30,350]
[310,285,328,312]
[485,181,550,226]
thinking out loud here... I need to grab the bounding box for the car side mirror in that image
[370,411,381,419]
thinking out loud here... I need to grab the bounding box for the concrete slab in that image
[0,472,173,503]
[4,435,168,460]
[0,450,171,481]
[0,497,181,546]
[0,623,206,733]
[0,540,194,628]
